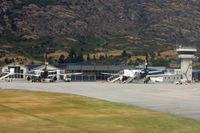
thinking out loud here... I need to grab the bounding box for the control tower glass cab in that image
[176,46,197,82]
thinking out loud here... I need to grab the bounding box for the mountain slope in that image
[0,0,200,63]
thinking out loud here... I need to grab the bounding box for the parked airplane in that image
[26,62,82,82]
[102,56,162,83]
[0,62,82,82]
[25,62,55,82]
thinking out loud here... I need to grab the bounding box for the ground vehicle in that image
[64,77,71,82]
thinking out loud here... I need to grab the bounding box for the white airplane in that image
[102,56,162,83]
[25,63,58,82]
[103,69,161,83]
[26,63,82,82]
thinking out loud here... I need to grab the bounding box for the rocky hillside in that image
[0,0,200,63]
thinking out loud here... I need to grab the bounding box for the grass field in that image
[0,89,200,133]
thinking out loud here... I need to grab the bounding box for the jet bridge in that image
[0,73,11,80]
[107,70,138,83]
[107,70,124,83]
[0,68,15,80]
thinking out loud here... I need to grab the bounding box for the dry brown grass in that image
[160,50,177,58]
[0,55,43,65]
[127,56,146,63]
[84,50,123,60]
[47,52,69,59]
[0,90,200,133]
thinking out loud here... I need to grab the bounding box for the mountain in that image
[0,0,200,64]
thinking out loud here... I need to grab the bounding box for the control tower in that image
[176,46,197,82]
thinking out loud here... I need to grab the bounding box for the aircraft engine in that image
[53,76,57,81]
[27,76,31,81]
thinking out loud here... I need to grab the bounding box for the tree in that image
[31,61,35,65]
[150,51,155,59]
[157,52,161,56]
[121,50,128,57]
[4,58,10,64]
[152,58,169,67]
[67,48,77,63]
[136,58,144,64]
[122,50,131,58]
[105,54,108,59]
[76,52,84,63]
[198,55,200,62]
[64,58,70,63]
[4,58,13,64]
[93,55,96,61]
[69,48,76,59]
[133,51,146,56]
[128,61,138,66]
[47,56,54,64]
[58,55,65,64]
[103,60,111,65]
[99,55,105,61]
[87,54,90,61]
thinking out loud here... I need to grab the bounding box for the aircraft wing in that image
[48,74,57,77]
[148,71,163,74]
[25,74,40,77]
[101,73,121,76]
[48,70,57,73]
[146,73,164,78]
[60,73,82,76]
[66,73,82,76]
[29,70,44,73]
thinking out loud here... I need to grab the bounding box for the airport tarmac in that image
[0,81,200,120]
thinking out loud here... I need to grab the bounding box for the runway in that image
[0,81,200,120]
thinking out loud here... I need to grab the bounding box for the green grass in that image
[0,89,200,133]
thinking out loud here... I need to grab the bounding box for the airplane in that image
[26,62,58,82]
[26,62,82,82]
[102,55,162,83]
[0,62,56,82]
[0,62,82,83]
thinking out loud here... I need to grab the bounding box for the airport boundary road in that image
[0,82,200,120]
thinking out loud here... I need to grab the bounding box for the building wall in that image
[163,75,182,83]
[192,70,200,81]
[66,64,135,81]
[180,58,192,81]
[1,63,28,79]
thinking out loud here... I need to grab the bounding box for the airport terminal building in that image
[1,59,200,82]
[65,64,136,81]
[1,63,200,82]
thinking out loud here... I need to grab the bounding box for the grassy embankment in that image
[0,89,200,133]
